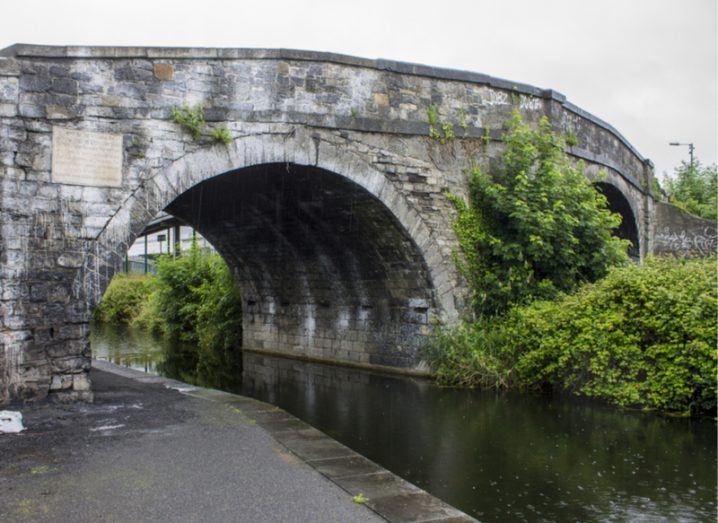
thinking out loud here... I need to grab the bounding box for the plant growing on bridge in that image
[210,127,233,145]
[172,103,233,145]
[172,103,205,140]
[565,128,578,147]
[427,104,455,144]
[448,110,629,318]
[458,110,469,131]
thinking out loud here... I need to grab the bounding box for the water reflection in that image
[91,324,717,522]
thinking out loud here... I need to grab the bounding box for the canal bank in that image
[0,360,474,523]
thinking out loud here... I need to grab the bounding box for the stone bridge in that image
[0,45,711,405]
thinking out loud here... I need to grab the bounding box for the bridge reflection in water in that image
[91,323,717,522]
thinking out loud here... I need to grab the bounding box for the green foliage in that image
[662,161,717,220]
[428,258,717,416]
[93,274,154,324]
[151,243,243,387]
[565,129,578,147]
[458,110,469,131]
[352,494,368,504]
[425,318,512,389]
[132,289,164,335]
[171,104,205,141]
[511,257,718,415]
[211,127,232,145]
[96,244,243,389]
[482,126,491,146]
[172,103,232,146]
[194,259,243,385]
[651,175,663,197]
[442,122,455,141]
[427,104,439,127]
[427,104,455,144]
[449,110,629,317]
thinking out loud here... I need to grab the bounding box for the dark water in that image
[91,324,717,522]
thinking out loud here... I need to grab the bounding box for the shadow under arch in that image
[78,130,457,370]
[594,181,640,259]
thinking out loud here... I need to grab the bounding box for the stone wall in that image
[653,202,718,256]
[0,45,659,405]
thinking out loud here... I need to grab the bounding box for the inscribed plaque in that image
[52,127,123,187]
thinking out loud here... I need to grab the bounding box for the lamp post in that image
[669,142,695,168]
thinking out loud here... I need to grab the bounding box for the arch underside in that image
[165,163,437,369]
[595,182,640,259]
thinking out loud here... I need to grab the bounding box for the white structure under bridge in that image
[124,212,214,274]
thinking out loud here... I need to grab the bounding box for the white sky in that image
[3,0,716,179]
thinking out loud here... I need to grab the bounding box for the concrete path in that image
[0,362,475,522]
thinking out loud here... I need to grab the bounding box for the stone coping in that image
[0,43,650,167]
[92,359,477,522]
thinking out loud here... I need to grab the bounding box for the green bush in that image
[663,161,717,220]
[95,244,244,389]
[151,243,243,385]
[511,257,717,415]
[131,289,164,335]
[449,110,629,317]
[195,259,243,387]
[429,258,718,415]
[93,274,154,324]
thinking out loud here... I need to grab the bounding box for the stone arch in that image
[594,180,640,259]
[77,127,459,370]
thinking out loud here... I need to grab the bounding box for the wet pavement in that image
[0,361,474,522]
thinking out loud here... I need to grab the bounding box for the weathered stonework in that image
[0,44,698,405]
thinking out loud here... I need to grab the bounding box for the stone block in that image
[72,373,91,391]
[153,63,174,81]
[50,374,73,390]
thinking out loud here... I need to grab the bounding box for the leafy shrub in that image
[152,243,243,384]
[152,244,218,343]
[449,110,629,317]
[94,245,244,389]
[131,289,164,335]
[195,259,243,387]
[428,258,717,415]
[663,161,717,220]
[93,274,154,324]
[510,257,717,415]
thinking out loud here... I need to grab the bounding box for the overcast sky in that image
[3,0,716,179]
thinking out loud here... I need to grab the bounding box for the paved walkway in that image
[0,362,474,522]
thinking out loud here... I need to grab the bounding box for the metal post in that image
[174,224,181,254]
[688,143,695,169]
[669,142,696,169]
[144,234,148,274]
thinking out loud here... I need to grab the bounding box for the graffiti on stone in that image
[654,227,718,256]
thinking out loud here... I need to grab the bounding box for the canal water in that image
[91,323,717,522]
